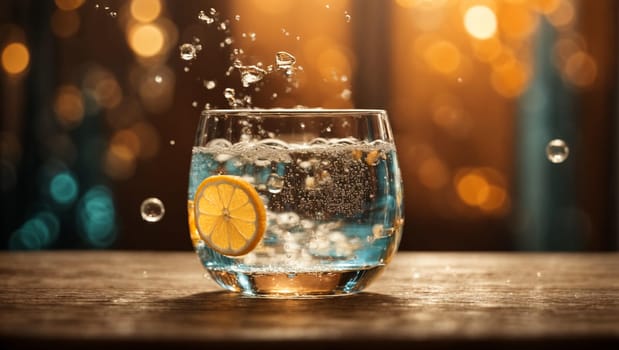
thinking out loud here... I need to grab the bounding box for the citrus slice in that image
[193,175,266,256]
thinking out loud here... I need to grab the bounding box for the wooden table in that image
[1,251,618,349]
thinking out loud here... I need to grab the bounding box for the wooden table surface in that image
[1,251,618,349]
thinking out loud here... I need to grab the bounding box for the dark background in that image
[1,0,617,252]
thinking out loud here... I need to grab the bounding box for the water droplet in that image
[154,75,162,83]
[169,140,175,146]
[234,14,241,21]
[239,65,267,86]
[179,43,197,61]
[267,173,284,194]
[191,101,198,108]
[325,4,331,9]
[536,271,542,278]
[224,37,233,45]
[300,122,305,129]
[95,4,100,9]
[276,212,300,228]
[295,35,301,41]
[184,67,190,72]
[209,7,217,15]
[224,88,235,99]
[344,11,351,22]
[271,92,278,99]
[249,32,257,41]
[140,197,165,222]
[275,51,296,70]
[109,11,117,18]
[546,139,569,163]
[219,22,227,31]
[198,10,215,24]
[204,80,216,90]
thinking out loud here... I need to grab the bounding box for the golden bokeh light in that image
[546,0,574,28]
[54,0,84,11]
[316,47,353,81]
[479,185,508,212]
[471,36,503,63]
[418,157,449,189]
[2,42,30,75]
[53,85,84,128]
[454,168,509,213]
[249,0,293,15]
[424,40,461,74]
[491,59,530,98]
[533,0,561,14]
[131,122,160,160]
[463,5,497,40]
[500,4,538,39]
[127,23,165,57]
[130,0,162,23]
[563,51,597,87]
[51,9,80,38]
[455,171,490,207]
[104,144,136,180]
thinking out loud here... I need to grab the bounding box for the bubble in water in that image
[204,80,216,90]
[169,140,175,146]
[249,32,257,41]
[154,75,162,83]
[191,101,198,108]
[179,43,197,61]
[224,88,235,100]
[109,11,117,18]
[140,197,165,222]
[267,173,284,194]
[234,14,241,21]
[240,65,267,86]
[546,139,569,163]
[275,51,296,70]
[184,67,190,72]
[344,11,351,22]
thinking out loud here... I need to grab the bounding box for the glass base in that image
[207,266,386,298]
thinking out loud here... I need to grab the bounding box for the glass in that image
[187,109,404,297]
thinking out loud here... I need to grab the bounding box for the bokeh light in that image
[50,171,79,205]
[464,5,497,40]
[53,85,85,128]
[2,42,30,75]
[54,0,84,11]
[77,186,117,247]
[424,40,461,74]
[128,23,165,57]
[9,212,60,250]
[130,0,162,22]
[51,9,81,38]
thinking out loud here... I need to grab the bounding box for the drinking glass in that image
[187,109,404,297]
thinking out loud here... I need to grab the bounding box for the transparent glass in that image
[187,109,404,297]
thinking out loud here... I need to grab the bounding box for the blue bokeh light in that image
[9,211,60,250]
[49,171,79,205]
[77,185,117,248]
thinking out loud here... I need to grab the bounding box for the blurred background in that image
[1,0,617,252]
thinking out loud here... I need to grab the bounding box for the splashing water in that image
[240,65,267,87]
[275,51,296,70]
[546,139,569,163]
[141,198,165,222]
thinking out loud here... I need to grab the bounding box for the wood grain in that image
[1,251,618,349]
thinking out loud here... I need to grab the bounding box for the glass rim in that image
[200,108,387,116]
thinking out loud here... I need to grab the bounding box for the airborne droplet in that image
[546,139,569,163]
[239,65,267,86]
[275,51,296,70]
[179,43,197,61]
[140,198,165,222]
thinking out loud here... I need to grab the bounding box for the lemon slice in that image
[193,175,267,256]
